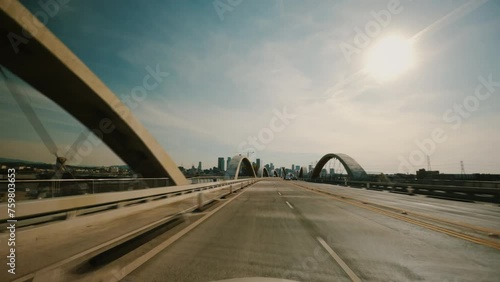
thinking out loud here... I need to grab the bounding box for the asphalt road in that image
[305,181,500,230]
[124,180,500,282]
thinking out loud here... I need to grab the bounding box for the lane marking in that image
[278,192,282,196]
[285,201,294,209]
[317,237,361,282]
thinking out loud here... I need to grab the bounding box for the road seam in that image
[317,237,361,282]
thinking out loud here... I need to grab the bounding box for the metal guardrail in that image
[189,176,224,184]
[188,176,253,184]
[0,176,255,203]
[306,179,500,203]
[0,179,257,222]
[0,177,172,202]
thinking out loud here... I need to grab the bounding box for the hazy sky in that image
[1,0,499,174]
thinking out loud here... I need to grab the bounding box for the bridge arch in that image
[311,153,368,180]
[0,3,188,185]
[225,155,257,180]
[273,170,279,177]
[281,167,286,178]
[262,167,269,177]
[298,167,305,178]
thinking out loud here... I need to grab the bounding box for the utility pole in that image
[460,160,465,176]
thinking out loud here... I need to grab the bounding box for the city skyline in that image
[1,1,499,174]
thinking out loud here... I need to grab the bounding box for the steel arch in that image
[262,167,270,177]
[225,155,257,180]
[0,2,188,185]
[311,153,367,180]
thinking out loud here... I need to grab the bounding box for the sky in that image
[1,0,499,174]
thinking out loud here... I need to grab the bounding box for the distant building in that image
[226,157,231,169]
[218,157,225,171]
[416,168,440,180]
[256,158,261,171]
[198,161,202,173]
[329,168,334,176]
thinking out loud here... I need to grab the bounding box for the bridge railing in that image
[306,178,500,203]
[0,177,172,203]
[0,175,259,203]
[189,176,226,184]
[0,178,259,222]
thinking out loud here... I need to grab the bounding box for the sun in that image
[365,35,415,82]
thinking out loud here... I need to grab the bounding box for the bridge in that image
[0,2,499,282]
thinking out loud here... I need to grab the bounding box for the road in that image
[305,181,500,230]
[124,180,500,282]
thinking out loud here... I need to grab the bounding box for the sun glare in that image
[365,35,415,82]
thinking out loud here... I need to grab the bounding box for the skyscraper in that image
[227,157,232,170]
[256,158,261,170]
[198,161,202,172]
[218,157,225,171]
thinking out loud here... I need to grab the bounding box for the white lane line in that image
[278,192,282,196]
[317,237,361,282]
[285,201,293,209]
